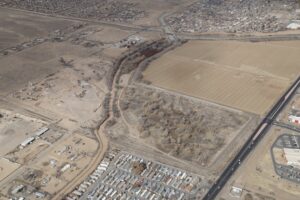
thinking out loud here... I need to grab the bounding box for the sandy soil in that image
[5,140,50,165]
[143,40,300,115]
[0,158,20,182]
[0,109,46,156]
[277,93,300,127]
[0,7,74,50]
[0,41,95,95]
[31,133,97,194]
[86,27,134,43]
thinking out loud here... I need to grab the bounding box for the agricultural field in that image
[143,40,300,115]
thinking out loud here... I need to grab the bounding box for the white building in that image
[287,23,300,30]
[288,114,300,125]
[284,148,300,168]
[20,137,35,149]
[35,127,49,137]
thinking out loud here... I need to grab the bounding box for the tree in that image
[244,193,253,200]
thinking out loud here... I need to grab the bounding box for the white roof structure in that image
[289,115,300,124]
[287,23,300,30]
[20,137,35,147]
[35,127,49,137]
[284,148,300,167]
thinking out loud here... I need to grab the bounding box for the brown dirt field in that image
[0,158,20,182]
[32,133,98,194]
[0,41,95,95]
[0,109,46,156]
[143,40,300,115]
[291,95,300,111]
[273,147,287,165]
[0,7,74,50]
[5,140,49,165]
[86,27,134,43]
[277,94,300,126]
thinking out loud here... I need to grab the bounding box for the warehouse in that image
[20,137,35,149]
[284,148,300,168]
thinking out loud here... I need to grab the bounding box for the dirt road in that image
[52,128,108,199]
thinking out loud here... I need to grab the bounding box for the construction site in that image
[1,1,300,200]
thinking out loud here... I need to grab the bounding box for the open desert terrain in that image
[0,8,74,50]
[1,1,300,199]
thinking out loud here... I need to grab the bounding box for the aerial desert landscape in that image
[0,1,300,200]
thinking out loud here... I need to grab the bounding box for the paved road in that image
[203,76,300,200]
[273,121,300,134]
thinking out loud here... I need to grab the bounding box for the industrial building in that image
[20,137,35,149]
[288,114,300,125]
[284,148,300,168]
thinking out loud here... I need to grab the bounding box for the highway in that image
[203,76,300,200]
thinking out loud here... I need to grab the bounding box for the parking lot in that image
[272,134,300,184]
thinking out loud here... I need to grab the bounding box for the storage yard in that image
[143,40,300,115]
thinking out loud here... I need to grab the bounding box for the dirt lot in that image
[278,93,300,126]
[0,41,96,96]
[10,54,111,128]
[218,126,300,200]
[31,133,98,194]
[0,133,98,199]
[5,139,50,165]
[143,40,300,115]
[0,109,47,156]
[0,7,74,50]
[0,158,20,182]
